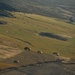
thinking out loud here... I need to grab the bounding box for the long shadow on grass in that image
[39,32,68,41]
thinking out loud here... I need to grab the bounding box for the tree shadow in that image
[39,32,68,41]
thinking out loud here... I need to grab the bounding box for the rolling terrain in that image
[0,62,75,75]
[0,0,75,74]
[0,0,75,19]
[0,12,75,59]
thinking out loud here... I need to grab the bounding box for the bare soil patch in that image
[0,45,22,59]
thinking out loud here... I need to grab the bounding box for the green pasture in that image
[0,12,75,59]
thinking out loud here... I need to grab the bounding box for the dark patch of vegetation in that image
[0,10,15,18]
[0,2,16,11]
[0,2,16,17]
[69,17,75,24]
[39,32,68,41]
[0,0,75,19]
[0,21,7,25]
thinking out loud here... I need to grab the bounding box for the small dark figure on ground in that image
[24,47,31,51]
[14,60,19,63]
[53,52,59,56]
[37,51,43,54]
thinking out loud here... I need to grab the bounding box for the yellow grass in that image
[0,12,75,59]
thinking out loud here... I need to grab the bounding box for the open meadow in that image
[0,12,75,59]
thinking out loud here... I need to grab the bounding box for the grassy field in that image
[0,12,75,59]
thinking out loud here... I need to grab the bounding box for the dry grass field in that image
[0,12,75,58]
[0,12,75,69]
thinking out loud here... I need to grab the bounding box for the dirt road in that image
[0,62,75,75]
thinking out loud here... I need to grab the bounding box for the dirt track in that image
[0,62,75,75]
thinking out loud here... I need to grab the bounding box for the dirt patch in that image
[0,45,22,59]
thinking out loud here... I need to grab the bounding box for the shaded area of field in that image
[0,0,75,20]
[0,2,16,11]
[39,32,68,41]
[0,21,7,25]
[0,10,14,18]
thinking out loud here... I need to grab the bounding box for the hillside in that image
[0,0,75,73]
[0,12,75,59]
[0,0,75,20]
[0,61,75,75]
